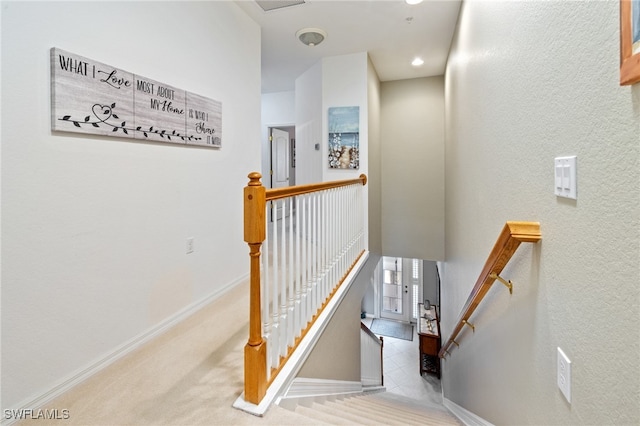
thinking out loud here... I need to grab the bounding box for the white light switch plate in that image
[554,156,577,199]
[557,347,571,403]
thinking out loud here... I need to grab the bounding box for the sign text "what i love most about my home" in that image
[51,48,222,148]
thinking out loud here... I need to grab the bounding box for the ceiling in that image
[236,0,462,93]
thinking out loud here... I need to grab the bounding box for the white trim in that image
[443,397,494,426]
[233,251,370,416]
[282,378,363,398]
[2,274,249,426]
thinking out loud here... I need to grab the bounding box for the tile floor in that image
[362,317,444,407]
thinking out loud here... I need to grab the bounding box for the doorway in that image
[380,257,422,323]
[269,126,295,221]
[270,126,295,189]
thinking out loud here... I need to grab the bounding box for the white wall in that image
[367,55,382,256]
[322,53,370,250]
[442,1,639,424]
[380,77,445,261]
[321,53,369,183]
[261,91,295,187]
[1,1,260,410]
[295,62,323,185]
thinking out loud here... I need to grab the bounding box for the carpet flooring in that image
[18,280,315,425]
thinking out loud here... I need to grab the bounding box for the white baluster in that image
[263,204,272,378]
[271,201,280,369]
[280,199,288,358]
[300,193,308,331]
[287,198,295,348]
[311,193,317,318]
[294,195,302,339]
[307,193,314,325]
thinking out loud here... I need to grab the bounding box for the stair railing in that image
[243,172,368,405]
[360,322,384,387]
[438,221,541,358]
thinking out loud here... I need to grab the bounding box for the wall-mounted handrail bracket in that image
[451,339,460,347]
[489,272,513,294]
[437,221,541,359]
[462,319,475,332]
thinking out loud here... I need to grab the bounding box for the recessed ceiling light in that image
[405,0,424,5]
[412,57,424,66]
[296,28,327,47]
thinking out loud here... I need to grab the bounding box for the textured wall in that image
[441,1,640,424]
[367,55,383,256]
[380,77,445,261]
[1,1,260,410]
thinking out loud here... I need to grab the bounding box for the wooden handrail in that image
[438,221,541,358]
[360,321,383,344]
[243,172,368,405]
[266,174,367,201]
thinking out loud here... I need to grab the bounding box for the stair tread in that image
[361,392,453,415]
[294,403,361,425]
[326,398,432,424]
[344,400,449,421]
[283,391,461,426]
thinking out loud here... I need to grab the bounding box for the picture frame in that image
[327,106,360,170]
[620,0,640,85]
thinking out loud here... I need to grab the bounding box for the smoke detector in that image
[296,28,327,47]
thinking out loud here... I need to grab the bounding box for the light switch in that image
[554,156,577,199]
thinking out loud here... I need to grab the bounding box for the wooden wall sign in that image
[51,48,222,148]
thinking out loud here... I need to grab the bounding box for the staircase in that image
[283,391,461,425]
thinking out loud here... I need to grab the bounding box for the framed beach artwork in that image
[620,0,640,85]
[328,106,359,169]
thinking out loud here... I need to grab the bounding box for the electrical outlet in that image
[186,237,194,254]
[557,347,571,403]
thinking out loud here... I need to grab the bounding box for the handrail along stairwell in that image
[438,221,541,358]
[243,172,368,405]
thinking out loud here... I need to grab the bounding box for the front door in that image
[380,257,411,322]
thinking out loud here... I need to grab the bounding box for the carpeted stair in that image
[288,391,461,425]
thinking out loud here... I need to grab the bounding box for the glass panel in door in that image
[381,257,409,322]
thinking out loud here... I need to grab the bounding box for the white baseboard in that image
[3,274,248,426]
[276,378,365,411]
[443,397,494,426]
[283,378,363,399]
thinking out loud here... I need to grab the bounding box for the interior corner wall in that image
[1,1,261,410]
[261,91,295,187]
[367,55,382,257]
[297,253,381,382]
[442,1,639,424]
[295,52,376,382]
[322,53,370,250]
[295,62,323,185]
[380,77,445,261]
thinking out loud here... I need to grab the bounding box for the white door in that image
[380,257,411,322]
[271,128,290,189]
[270,128,290,220]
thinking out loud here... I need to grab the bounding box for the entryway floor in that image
[362,317,443,407]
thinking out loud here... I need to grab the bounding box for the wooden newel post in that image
[244,172,267,404]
